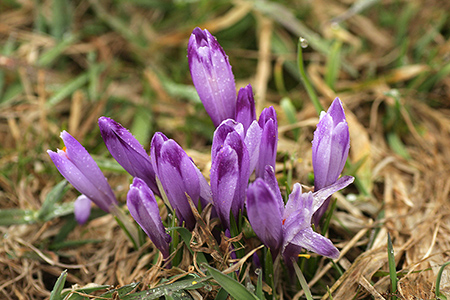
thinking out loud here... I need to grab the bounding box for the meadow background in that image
[1,0,450,299]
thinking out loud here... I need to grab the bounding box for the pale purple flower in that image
[312,98,350,224]
[188,27,236,127]
[246,165,354,264]
[151,132,212,231]
[98,117,159,196]
[47,131,118,213]
[255,107,278,178]
[235,84,256,133]
[211,119,250,228]
[74,195,91,224]
[246,177,283,257]
[127,177,171,259]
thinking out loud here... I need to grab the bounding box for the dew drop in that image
[299,37,309,48]
[204,284,212,291]
[246,282,255,293]
[254,268,261,276]
[330,22,340,30]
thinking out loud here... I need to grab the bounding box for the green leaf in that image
[280,97,299,141]
[436,261,450,300]
[214,288,229,300]
[264,249,274,294]
[255,268,264,300]
[37,180,68,220]
[292,262,313,300]
[46,73,89,107]
[49,270,67,300]
[0,209,37,225]
[62,284,114,300]
[325,40,342,90]
[387,233,398,300]
[202,264,259,300]
[100,282,140,298]
[121,276,211,300]
[169,227,208,264]
[297,39,323,115]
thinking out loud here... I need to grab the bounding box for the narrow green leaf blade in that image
[38,180,68,220]
[49,269,67,300]
[387,233,398,300]
[202,264,259,300]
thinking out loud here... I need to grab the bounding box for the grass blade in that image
[297,38,323,114]
[49,269,67,300]
[37,180,68,220]
[292,261,313,300]
[202,264,259,300]
[436,261,450,300]
[387,233,397,300]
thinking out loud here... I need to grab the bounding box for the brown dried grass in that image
[1,0,450,299]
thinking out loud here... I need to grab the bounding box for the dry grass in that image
[1,0,450,299]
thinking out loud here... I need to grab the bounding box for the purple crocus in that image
[127,177,171,259]
[47,131,118,213]
[255,107,278,178]
[74,195,91,224]
[312,98,350,225]
[151,132,212,231]
[98,117,159,196]
[211,119,250,229]
[235,84,256,133]
[188,27,236,127]
[246,165,354,264]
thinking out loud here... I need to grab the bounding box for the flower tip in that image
[60,130,69,139]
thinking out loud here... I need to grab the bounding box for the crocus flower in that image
[235,84,256,133]
[151,132,212,231]
[312,98,350,224]
[246,165,354,264]
[98,117,159,197]
[74,195,91,225]
[211,120,250,229]
[47,131,118,213]
[127,177,171,259]
[255,107,278,178]
[188,27,236,127]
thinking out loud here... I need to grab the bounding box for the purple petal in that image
[74,195,91,224]
[151,133,206,230]
[211,119,244,159]
[283,191,313,244]
[246,178,283,257]
[188,28,236,127]
[311,98,350,224]
[210,146,239,228]
[244,120,262,174]
[286,227,339,260]
[262,165,284,217]
[127,178,171,259]
[235,84,256,132]
[283,183,304,220]
[60,131,117,207]
[256,117,278,178]
[98,117,159,196]
[47,133,117,212]
[312,113,333,189]
[312,175,354,212]
[328,97,346,126]
[312,98,349,190]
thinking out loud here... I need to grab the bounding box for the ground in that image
[1,0,450,299]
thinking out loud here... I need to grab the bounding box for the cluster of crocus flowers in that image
[47,27,353,265]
